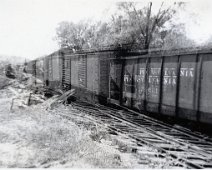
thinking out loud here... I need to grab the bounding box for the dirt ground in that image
[0,75,180,168]
[0,76,141,168]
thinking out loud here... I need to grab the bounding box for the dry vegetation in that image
[0,76,138,168]
[0,75,183,168]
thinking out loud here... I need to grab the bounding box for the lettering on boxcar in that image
[163,68,177,86]
[135,68,146,102]
[134,75,145,83]
[148,76,160,85]
[148,87,159,95]
[139,68,145,76]
[150,68,161,75]
[180,68,194,77]
[123,68,146,104]
[124,75,130,83]
[124,68,146,84]
[164,68,176,76]
[163,76,177,85]
[147,68,161,97]
[123,67,195,98]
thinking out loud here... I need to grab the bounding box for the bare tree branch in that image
[149,2,165,43]
[144,2,152,48]
[132,6,145,37]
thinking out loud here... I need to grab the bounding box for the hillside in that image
[0,55,26,65]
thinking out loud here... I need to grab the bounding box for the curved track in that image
[60,100,212,168]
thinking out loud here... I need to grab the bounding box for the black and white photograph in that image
[0,0,212,168]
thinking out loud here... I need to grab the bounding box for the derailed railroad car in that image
[61,49,117,103]
[29,47,212,127]
[26,57,44,82]
[25,60,35,75]
[109,49,212,125]
[35,57,44,82]
[43,50,65,89]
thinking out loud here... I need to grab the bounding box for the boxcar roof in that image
[43,46,212,60]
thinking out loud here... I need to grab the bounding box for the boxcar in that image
[35,57,44,82]
[62,49,115,103]
[43,50,64,89]
[26,60,36,75]
[108,49,212,125]
[30,47,212,126]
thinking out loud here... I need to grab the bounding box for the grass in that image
[0,86,137,168]
[0,76,186,168]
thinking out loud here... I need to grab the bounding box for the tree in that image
[161,23,196,50]
[110,2,185,50]
[55,2,186,51]
[55,21,89,50]
[83,21,113,49]
[201,36,212,48]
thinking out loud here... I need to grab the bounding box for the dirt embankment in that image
[0,76,139,168]
[0,74,179,168]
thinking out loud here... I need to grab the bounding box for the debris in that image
[19,73,30,82]
[10,97,27,111]
[10,91,46,110]
[0,75,12,89]
[27,93,45,106]
[0,82,13,89]
[5,64,16,79]
[27,93,33,106]
[44,88,63,98]
[25,76,43,89]
[50,89,76,109]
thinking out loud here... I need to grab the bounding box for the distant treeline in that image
[55,2,198,51]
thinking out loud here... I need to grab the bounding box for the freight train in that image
[26,47,212,126]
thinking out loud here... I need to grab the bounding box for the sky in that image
[0,0,212,60]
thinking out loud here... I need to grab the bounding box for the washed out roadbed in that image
[0,82,138,168]
[0,76,179,168]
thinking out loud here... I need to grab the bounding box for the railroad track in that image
[57,100,212,168]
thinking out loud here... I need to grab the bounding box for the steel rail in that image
[70,101,212,168]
